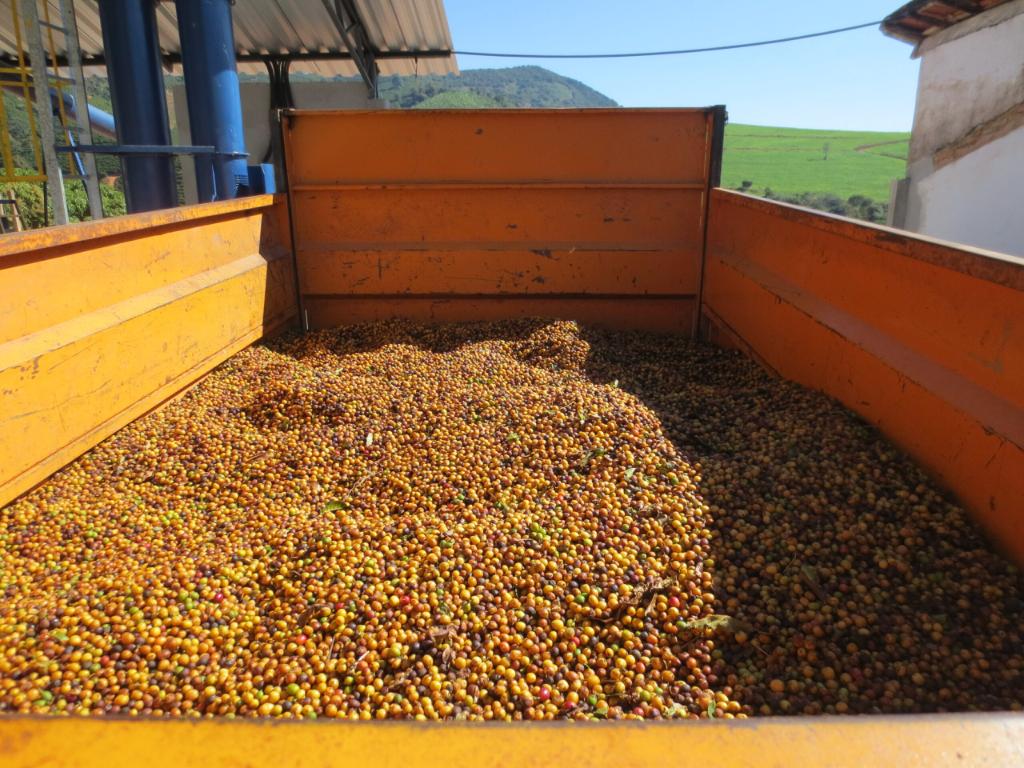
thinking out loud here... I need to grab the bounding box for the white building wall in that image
[905,126,1024,256]
[908,5,1024,163]
[171,81,384,204]
[893,0,1024,256]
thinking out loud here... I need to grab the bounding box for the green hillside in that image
[413,90,503,109]
[722,123,910,203]
[379,66,617,109]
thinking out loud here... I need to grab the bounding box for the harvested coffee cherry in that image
[0,320,1020,721]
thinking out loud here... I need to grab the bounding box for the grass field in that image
[722,124,911,202]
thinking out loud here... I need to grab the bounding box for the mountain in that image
[379,66,618,109]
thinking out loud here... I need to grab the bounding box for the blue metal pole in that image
[64,129,86,177]
[174,0,248,202]
[97,0,177,212]
[85,103,117,140]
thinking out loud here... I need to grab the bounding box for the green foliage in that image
[722,123,910,202]
[377,66,617,109]
[413,90,504,109]
[0,92,43,172]
[755,188,889,224]
[4,178,44,228]
[100,183,127,217]
[4,171,126,229]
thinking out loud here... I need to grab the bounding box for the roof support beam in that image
[96,0,178,213]
[2,48,453,69]
[324,0,379,97]
[244,49,452,63]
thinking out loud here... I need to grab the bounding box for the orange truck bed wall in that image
[0,196,296,509]
[283,109,722,334]
[702,189,1024,562]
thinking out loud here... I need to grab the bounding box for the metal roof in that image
[0,0,456,77]
[881,0,1015,44]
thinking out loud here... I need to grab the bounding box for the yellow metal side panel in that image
[0,195,278,259]
[0,714,1022,767]
[0,214,271,344]
[0,198,297,508]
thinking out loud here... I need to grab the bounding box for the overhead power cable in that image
[454,20,883,60]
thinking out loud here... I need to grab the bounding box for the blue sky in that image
[444,1,920,131]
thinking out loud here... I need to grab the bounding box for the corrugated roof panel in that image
[353,0,455,74]
[0,0,455,77]
[267,0,341,54]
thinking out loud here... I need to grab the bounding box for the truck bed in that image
[1,109,1021,765]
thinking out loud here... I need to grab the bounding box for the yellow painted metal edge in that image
[283,107,719,117]
[0,714,1021,767]
[0,194,281,258]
